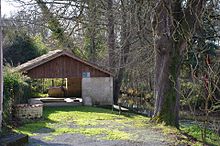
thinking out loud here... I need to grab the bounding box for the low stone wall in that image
[14,104,43,119]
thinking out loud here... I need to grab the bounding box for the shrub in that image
[3,66,31,124]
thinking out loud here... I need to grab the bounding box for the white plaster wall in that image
[82,77,113,105]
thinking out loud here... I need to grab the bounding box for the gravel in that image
[26,124,172,146]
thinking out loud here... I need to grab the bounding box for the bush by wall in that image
[3,66,31,124]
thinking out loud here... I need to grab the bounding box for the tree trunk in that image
[87,1,97,63]
[107,0,115,71]
[113,66,126,104]
[107,0,118,104]
[152,0,204,128]
[0,0,3,130]
[112,0,132,104]
[152,1,182,128]
[153,40,182,127]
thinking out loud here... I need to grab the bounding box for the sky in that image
[2,0,18,17]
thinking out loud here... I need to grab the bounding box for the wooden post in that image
[51,79,54,87]
[41,78,44,93]
[65,78,67,88]
[118,98,121,115]
[61,78,66,97]
[30,81,32,96]
[0,0,3,131]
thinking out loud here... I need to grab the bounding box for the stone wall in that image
[82,77,113,105]
[14,104,43,119]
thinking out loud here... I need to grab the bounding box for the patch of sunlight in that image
[79,128,106,136]
[52,127,78,135]
[74,119,98,126]
[43,136,54,141]
[46,110,120,124]
[77,128,132,140]
[133,122,148,128]
[51,126,132,140]
[114,115,150,128]
[103,129,132,140]
[101,121,126,129]
[13,129,37,136]
[154,123,179,135]
[13,106,148,140]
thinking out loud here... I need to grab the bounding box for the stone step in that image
[29,97,83,107]
[43,102,83,107]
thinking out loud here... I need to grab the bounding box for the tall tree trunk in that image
[113,69,124,104]
[152,0,204,127]
[107,0,117,104]
[113,0,132,104]
[152,0,183,128]
[0,0,3,130]
[108,0,132,104]
[87,1,97,63]
[153,39,182,127]
[107,0,115,71]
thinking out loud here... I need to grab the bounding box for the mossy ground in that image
[180,122,220,146]
[13,106,150,141]
[153,121,220,146]
[13,106,218,145]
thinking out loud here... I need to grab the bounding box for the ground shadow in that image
[15,116,58,136]
[27,138,72,146]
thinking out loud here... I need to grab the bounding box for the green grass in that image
[148,120,220,146]
[31,92,48,98]
[180,123,220,146]
[14,106,148,140]
[12,106,220,145]
[14,122,49,136]
[104,129,131,140]
[43,136,54,141]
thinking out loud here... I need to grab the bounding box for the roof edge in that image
[15,50,113,76]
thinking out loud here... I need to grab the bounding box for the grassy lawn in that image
[14,106,150,141]
[13,106,220,145]
[180,122,220,146]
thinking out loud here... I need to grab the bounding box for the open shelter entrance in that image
[16,50,113,105]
